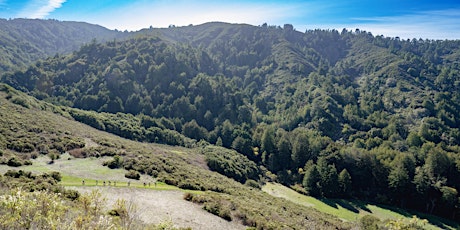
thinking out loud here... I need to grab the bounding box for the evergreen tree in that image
[275,133,292,171]
[291,131,310,169]
[261,127,276,167]
[303,165,320,197]
[315,157,339,197]
[338,168,352,197]
[388,165,411,207]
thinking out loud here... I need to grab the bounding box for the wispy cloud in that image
[18,0,66,19]
[346,8,460,39]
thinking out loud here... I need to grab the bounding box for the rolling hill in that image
[0,18,127,72]
[0,83,352,229]
[1,20,460,226]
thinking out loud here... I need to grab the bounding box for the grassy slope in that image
[0,84,351,229]
[263,183,459,230]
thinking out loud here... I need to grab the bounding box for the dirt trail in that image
[72,186,245,230]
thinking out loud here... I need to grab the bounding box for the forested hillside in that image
[0,83,352,229]
[3,21,460,221]
[0,18,126,71]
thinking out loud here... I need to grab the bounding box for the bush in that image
[68,148,87,158]
[10,96,29,108]
[106,155,123,169]
[203,146,259,183]
[124,170,140,180]
[183,192,194,201]
[178,180,203,190]
[162,177,178,186]
[7,141,34,153]
[244,179,261,189]
[203,201,232,221]
[63,189,80,200]
[360,215,380,230]
[7,157,22,167]
[49,171,62,182]
[4,169,33,178]
[30,152,38,159]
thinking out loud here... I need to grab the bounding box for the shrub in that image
[244,179,261,189]
[10,96,29,108]
[68,148,87,158]
[63,189,80,200]
[177,180,203,190]
[183,192,194,201]
[4,169,33,178]
[203,146,259,183]
[125,170,140,180]
[7,157,22,167]
[360,215,380,230]
[162,177,178,186]
[7,141,34,153]
[30,152,38,159]
[203,201,232,221]
[184,193,208,204]
[48,152,60,164]
[49,171,62,182]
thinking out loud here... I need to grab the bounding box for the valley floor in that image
[72,186,245,230]
[0,153,246,230]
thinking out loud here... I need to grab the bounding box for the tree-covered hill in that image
[0,18,127,71]
[3,21,460,221]
[0,83,355,229]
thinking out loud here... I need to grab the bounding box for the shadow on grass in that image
[319,198,458,229]
[372,203,460,230]
[320,198,372,214]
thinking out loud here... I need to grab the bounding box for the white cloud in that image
[18,0,66,19]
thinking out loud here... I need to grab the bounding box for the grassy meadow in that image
[263,183,459,230]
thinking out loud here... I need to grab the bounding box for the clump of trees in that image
[202,145,259,183]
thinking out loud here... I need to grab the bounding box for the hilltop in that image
[0,18,128,71]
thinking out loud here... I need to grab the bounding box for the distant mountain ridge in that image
[0,18,127,71]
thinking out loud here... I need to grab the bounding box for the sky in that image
[0,0,460,40]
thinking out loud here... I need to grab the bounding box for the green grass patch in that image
[262,183,458,230]
[60,174,178,190]
[0,155,201,193]
[263,183,358,221]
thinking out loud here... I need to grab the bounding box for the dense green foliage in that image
[68,108,196,147]
[0,19,126,71]
[3,21,460,222]
[202,145,259,183]
[0,84,352,228]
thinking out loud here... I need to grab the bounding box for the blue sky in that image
[1,0,459,39]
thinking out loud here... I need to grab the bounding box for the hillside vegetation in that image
[0,84,352,229]
[2,20,460,225]
[0,18,127,71]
